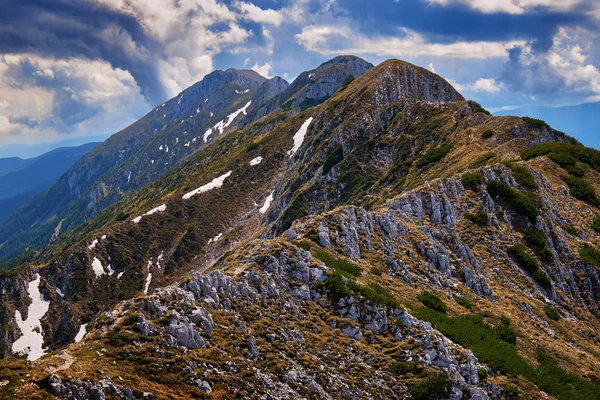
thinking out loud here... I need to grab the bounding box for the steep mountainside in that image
[1,58,600,400]
[0,69,285,264]
[0,143,99,222]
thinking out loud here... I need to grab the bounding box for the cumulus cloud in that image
[499,27,600,101]
[234,1,284,27]
[295,25,525,59]
[426,0,598,16]
[448,77,503,93]
[251,62,273,78]
[0,53,148,144]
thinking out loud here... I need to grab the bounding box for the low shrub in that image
[522,142,600,174]
[481,129,494,139]
[506,163,538,191]
[592,216,600,232]
[523,228,552,262]
[323,145,344,175]
[461,173,486,191]
[410,373,452,400]
[312,247,362,277]
[478,367,488,380]
[561,175,599,205]
[323,273,352,302]
[487,180,539,222]
[465,207,489,226]
[370,266,382,276]
[561,224,578,236]
[417,145,450,168]
[508,244,552,289]
[352,282,400,309]
[579,244,600,268]
[544,306,561,321]
[454,295,474,310]
[418,291,447,313]
[523,116,549,130]
[494,324,517,345]
[391,359,422,375]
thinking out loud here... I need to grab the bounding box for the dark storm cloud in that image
[0,0,166,103]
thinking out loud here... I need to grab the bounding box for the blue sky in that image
[0,0,599,150]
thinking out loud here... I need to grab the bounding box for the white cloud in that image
[234,1,284,26]
[0,53,148,144]
[296,25,525,59]
[446,77,502,93]
[426,0,595,15]
[251,62,273,78]
[427,62,436,73]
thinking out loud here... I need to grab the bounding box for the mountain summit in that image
[1,56,599,400]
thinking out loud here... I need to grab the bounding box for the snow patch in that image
[249,156,263,166]
[259,191,275,214]
[88,239,98,250]
[56,288,64,298]
[203,101,252,143]
[12,274,51,361]
[208,233,223,245]
[117,271,125,279]
[182,171,233,200]
[74,324,87,343]
[288,117,313,156]
[132,204,167,224]
[101,235,107,240]
[91,257,106,278]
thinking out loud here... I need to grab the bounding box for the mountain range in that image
[0,143,98,222]
[0,56,599,400]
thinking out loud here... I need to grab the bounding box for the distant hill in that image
[0,135,109,159]
[495,102,600,149]
[0,143,99,222]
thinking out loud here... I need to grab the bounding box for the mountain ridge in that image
[0,56,599,400]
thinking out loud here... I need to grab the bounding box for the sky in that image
[0,0,599,153]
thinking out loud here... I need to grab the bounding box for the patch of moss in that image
[592,216,600,232]
[561,224,578,236]
[454,295,474,310]
[322,145,344,175]
[505,163,538,191]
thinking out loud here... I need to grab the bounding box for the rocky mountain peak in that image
[362,58,465,105]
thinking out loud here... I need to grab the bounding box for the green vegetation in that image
[481,129,494,139]
[339,75,355,92]
[370,266,382,276]
[469,101,491,115]
[507,244,552,289]
[477,368,488,380]
[416,145,450,168]
[522,142,600,175]
[506,163,538,190]
[561,175,599,205]
[523,116,549,130]
[391,359,422,375]
[561,224,578,236]
[245,143,259,152]
[469,152,495,168]
[280,99,294,111]
[418,291,447,313]
[461,173,485,191]
[415,308,600,400]
[312,247,362,277]
[523,228,552,262]
[322,145,344,175]
[322,272,400,308]
[579,244,600,268]
[487,180,539,222]
[544,306,561,321]
[465,207,489,226]
[292,240,362,277]
[592,216,600,232]
[410,373,451,400]
[454,295,474,310]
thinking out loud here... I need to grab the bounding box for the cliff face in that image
[1,57,600,400]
